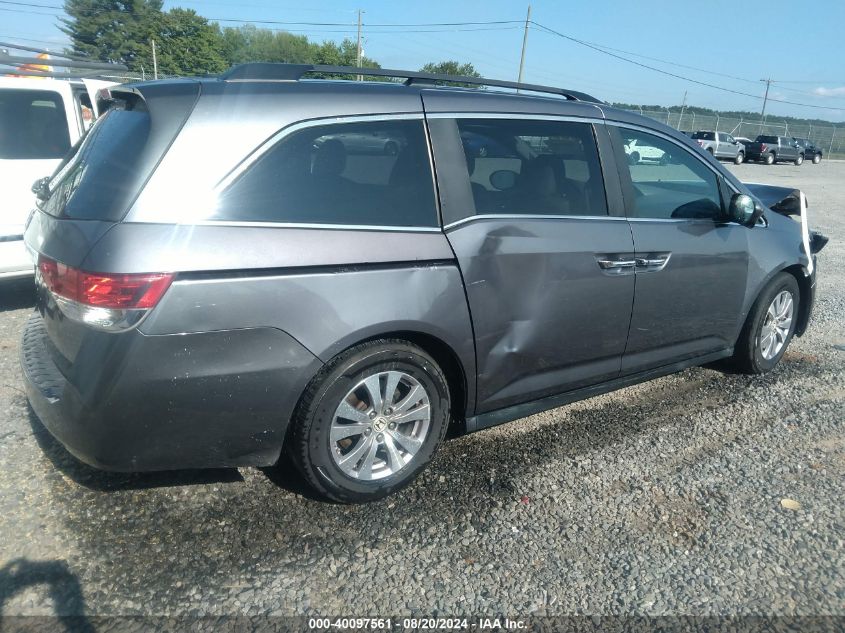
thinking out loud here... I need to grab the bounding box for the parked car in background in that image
[315,130,405,155]
[0,74,115,281]
[734,136,753,148]
[793,138,823,164]
[623,137,666,164]
[22,63,825,502]
[691,131,745,164]
[745,135,804,165]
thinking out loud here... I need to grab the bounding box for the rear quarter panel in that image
[130,226,478,417]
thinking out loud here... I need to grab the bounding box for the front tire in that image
[794,153,804,166]
[289,340,450,502]
[735,151,744,165]
[731,273,799,374]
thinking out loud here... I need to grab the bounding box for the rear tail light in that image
[37,256,173,332]
[760,143,767,151]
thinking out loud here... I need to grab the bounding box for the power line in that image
[0,5,59,15]
[0,0,62,8]
[0,2,525,28]
[578,38,844,101]
[532,21,845,112]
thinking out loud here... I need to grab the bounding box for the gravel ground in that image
[0,161,842,621]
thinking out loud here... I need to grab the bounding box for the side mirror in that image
[729,193,763,227]
[31,176,50,201]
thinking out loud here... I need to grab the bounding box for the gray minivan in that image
[21,64,825,502]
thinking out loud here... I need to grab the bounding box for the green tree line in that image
[61,0,382,75]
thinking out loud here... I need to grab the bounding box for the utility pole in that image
[151,39,158,80]
[517,4,531,89]
[356,9,363,81]
[677,90,687,130]
[759,77,771,133]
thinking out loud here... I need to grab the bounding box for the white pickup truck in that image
[0,76,114,280]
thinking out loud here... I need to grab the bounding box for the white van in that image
[0,76,114,279]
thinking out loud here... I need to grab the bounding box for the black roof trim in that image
[220,63,602,103]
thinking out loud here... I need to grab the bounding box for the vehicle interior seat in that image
[464,153,494,213]
[386,143,436,223]
[517,156,578,214]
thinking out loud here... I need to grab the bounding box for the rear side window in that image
[215,119,437,227]
[40,108,151,221]
[0,89,70,159]
[691,131,715,141]
[757,135,779,144]
[454,118,607,217]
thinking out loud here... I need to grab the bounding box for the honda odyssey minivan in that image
[22,64,825,502]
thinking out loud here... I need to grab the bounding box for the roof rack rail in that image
[0,42,128,79]
[220,63,602,103]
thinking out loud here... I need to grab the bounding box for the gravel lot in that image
[0,161,842,621]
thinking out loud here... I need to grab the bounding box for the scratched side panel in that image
[445,217,635,413]
[141,262,477,416]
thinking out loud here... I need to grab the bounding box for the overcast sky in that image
[3,0,844,121]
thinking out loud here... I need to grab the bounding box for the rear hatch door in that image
[25,80,200,365]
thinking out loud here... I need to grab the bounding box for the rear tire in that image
[735,152,744,165]
[289,340,450,503]
[731,273,799,374]
[765,152,775,165]
[794,153,804,166]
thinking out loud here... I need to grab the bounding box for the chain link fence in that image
[625,108,844,159]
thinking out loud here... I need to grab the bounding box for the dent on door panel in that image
[447,218,635,413]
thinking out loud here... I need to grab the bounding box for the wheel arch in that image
[740,264,812,344]
[356,330,471,430]
[294,325,474,430]
[781,264,813,336]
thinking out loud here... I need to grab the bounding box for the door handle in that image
[635,257,667,267]
[597,259,636,270]
[635,253,672,272]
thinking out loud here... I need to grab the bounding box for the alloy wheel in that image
[759,290,794,360]
[329,370,431,481]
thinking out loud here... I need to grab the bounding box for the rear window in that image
[691,131,715,141]
[756,135,779,144]
[0,88,70,159]
[215,119,437,227]
[455,118,608,217]
[40,107,151,221]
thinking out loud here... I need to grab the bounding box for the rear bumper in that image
[21,312,322,471]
